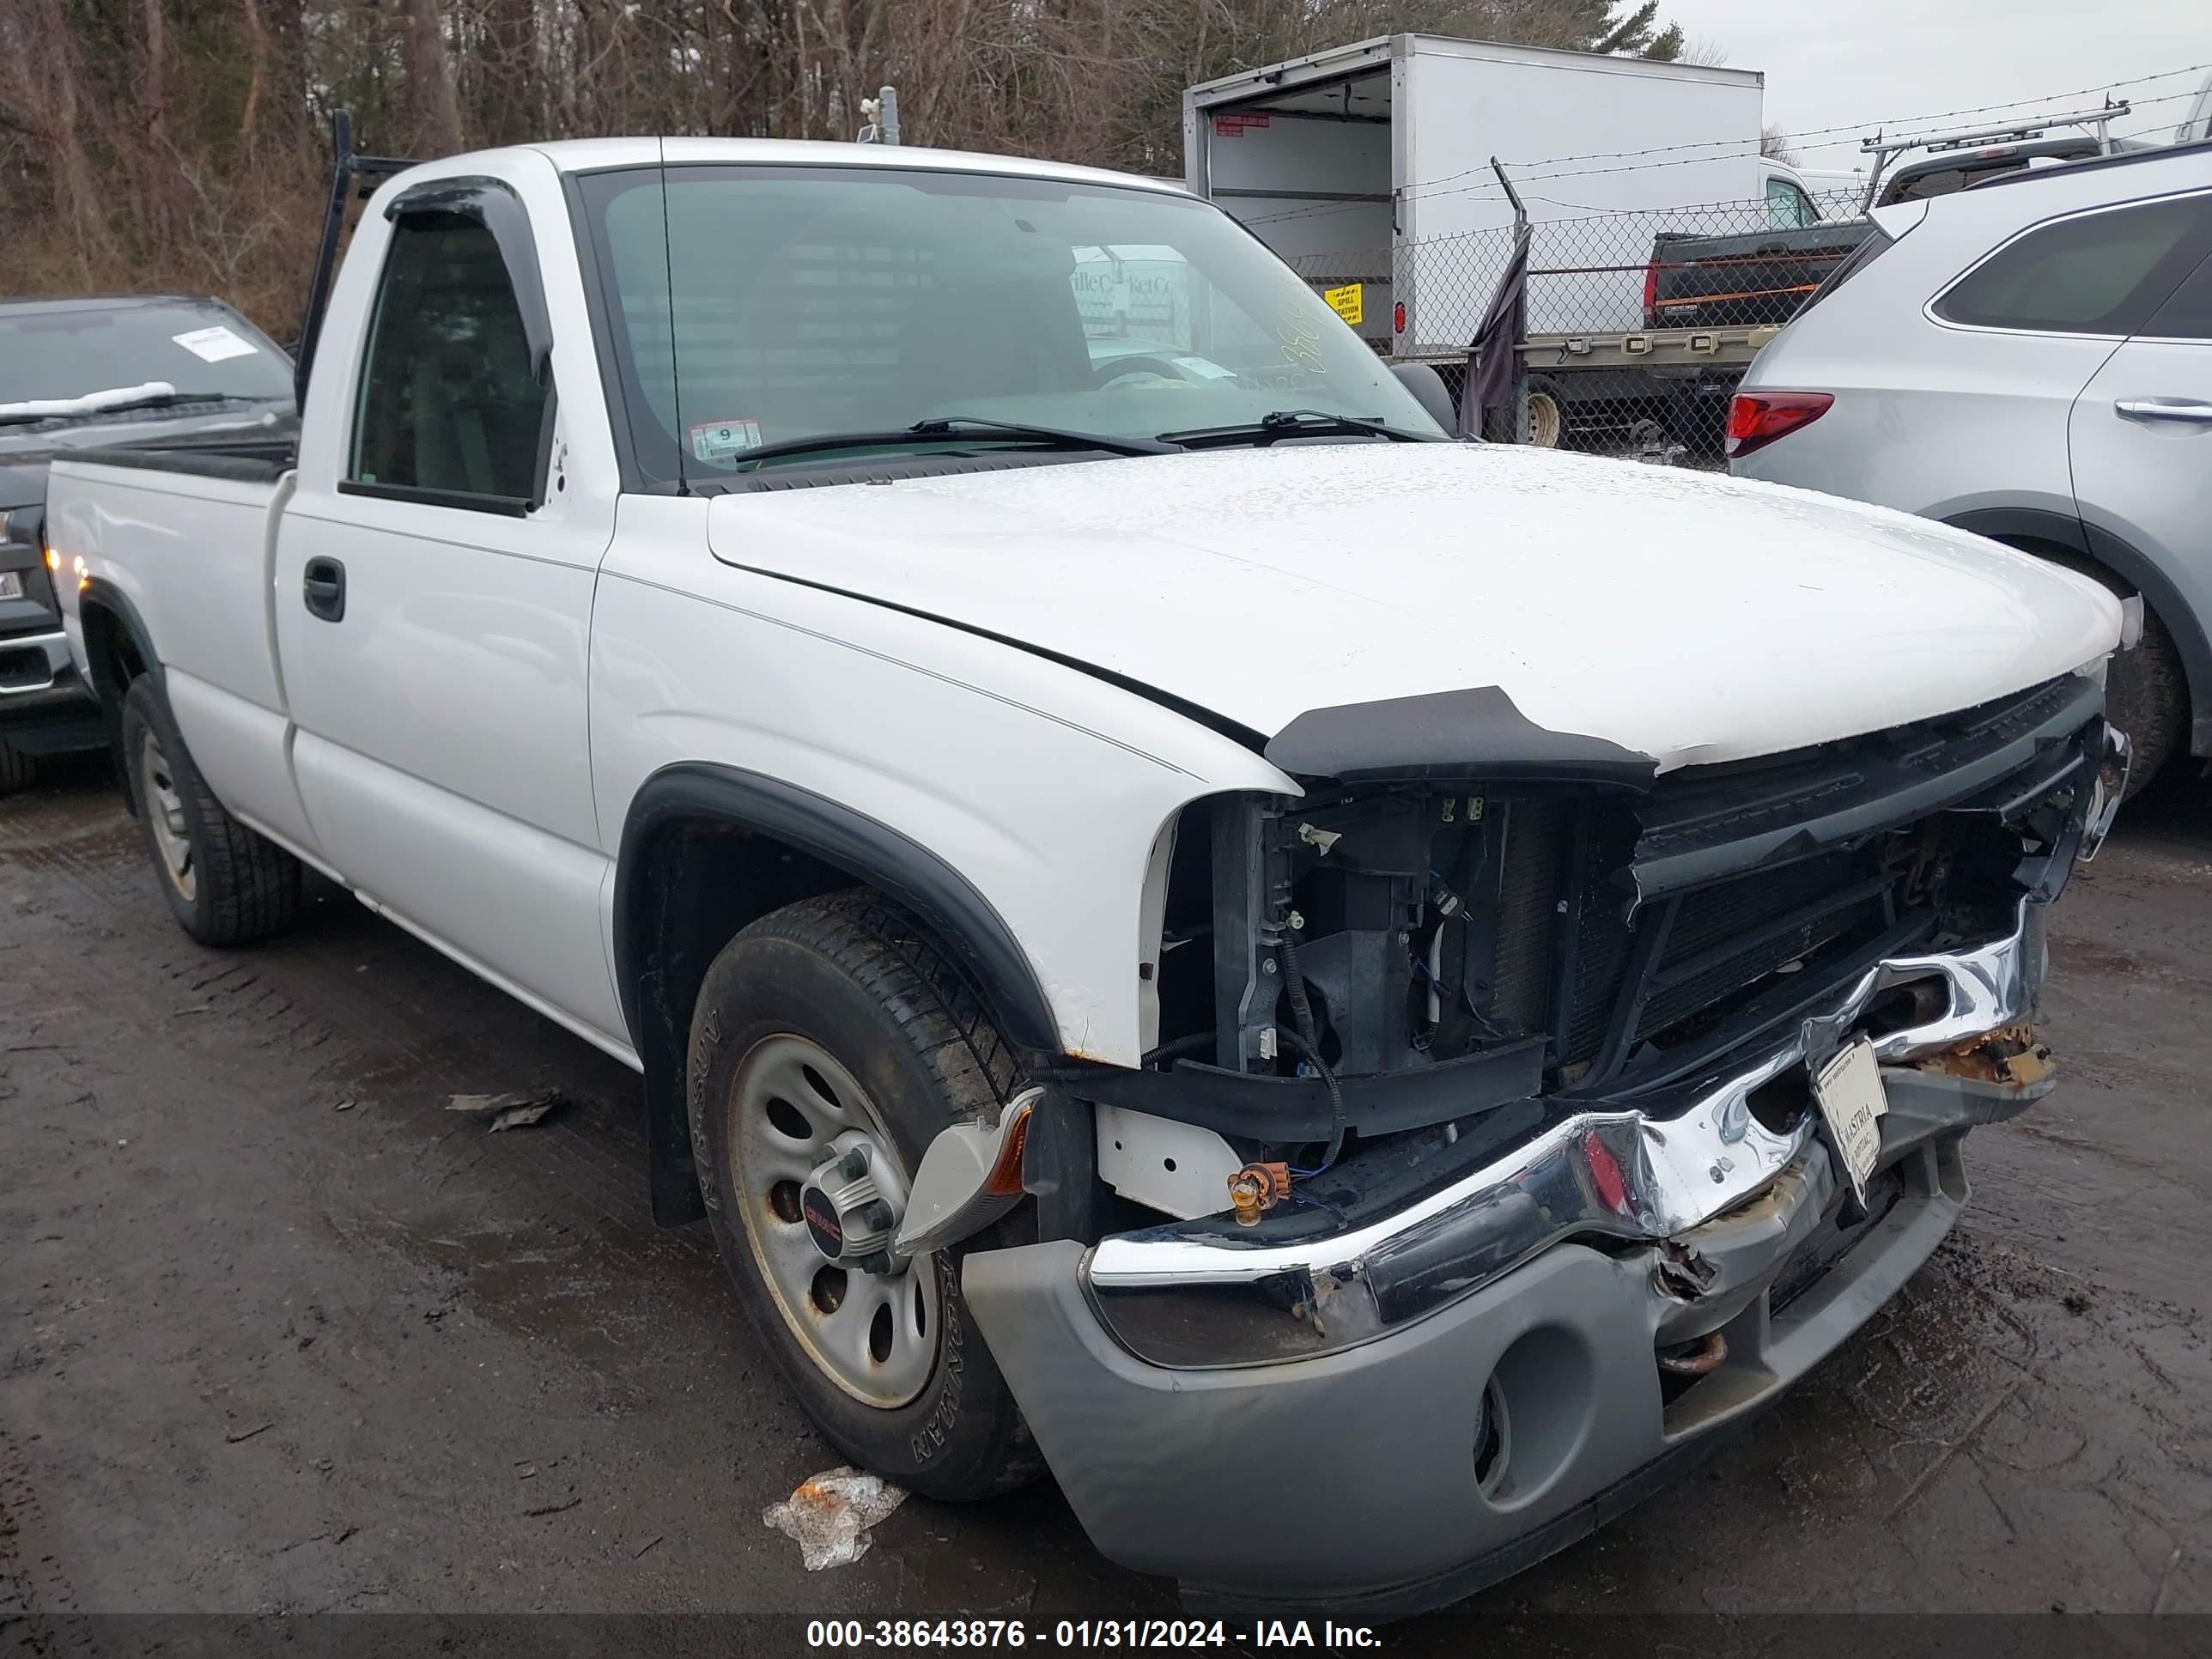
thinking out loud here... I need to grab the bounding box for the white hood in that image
[707,443,2121,771]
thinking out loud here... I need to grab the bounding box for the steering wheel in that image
[1092,354,1191,389]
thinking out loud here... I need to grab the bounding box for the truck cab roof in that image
[409,136,1190,196]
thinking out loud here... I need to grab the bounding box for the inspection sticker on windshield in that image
[171,325,258,364]
[1813,1039,1887,1203]
[691,419,763,461]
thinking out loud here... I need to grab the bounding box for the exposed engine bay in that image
[1112,671,2112,1190]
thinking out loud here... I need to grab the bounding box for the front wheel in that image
[689,890,1041,1501]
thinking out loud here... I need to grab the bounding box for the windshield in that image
[576,164,1443,483]
[0,301,293,408]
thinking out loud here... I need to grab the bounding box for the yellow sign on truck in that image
[1323,283,1364,326]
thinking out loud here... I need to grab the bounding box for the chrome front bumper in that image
[1087,896,2051,1328]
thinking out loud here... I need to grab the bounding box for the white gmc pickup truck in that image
[47,135,2129,1619]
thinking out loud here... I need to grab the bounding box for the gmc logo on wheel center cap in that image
[800,1186,845,1259]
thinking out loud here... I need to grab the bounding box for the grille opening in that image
[1859,976,1951,1040]
[1745,1067,1811,1135]
[1558,837,1912,1084]
[1472,1377,1507,1494]
[0,645,55,692]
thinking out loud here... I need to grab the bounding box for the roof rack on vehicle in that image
[1966,131,2212,194]
[1857,100,2130,207]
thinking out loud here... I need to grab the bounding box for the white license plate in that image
[1812,1039,1888,1203]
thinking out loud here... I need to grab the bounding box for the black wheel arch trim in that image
[1947,507,2210,757]
[74,577,164,814]
[615,763,1063,1225]
[614,762,1060,1050]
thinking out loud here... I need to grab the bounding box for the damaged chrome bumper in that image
[1085,895,2054,1343]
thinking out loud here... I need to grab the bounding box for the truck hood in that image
[706,443,2121,773]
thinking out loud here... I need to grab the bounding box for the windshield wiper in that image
[1156,409,1437,448]
[910,416,1178,456]
[726,416,1176,471]
[0,388,252,428]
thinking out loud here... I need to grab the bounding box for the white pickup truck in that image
[47,135,2129,1620]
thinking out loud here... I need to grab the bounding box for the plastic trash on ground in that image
[763,1466,908,1570]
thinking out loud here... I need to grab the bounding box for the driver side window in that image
[349,210,547,508]
[1766,176,1816,229]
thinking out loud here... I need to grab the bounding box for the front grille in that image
[1558,844,1901,1073]
[1528,674,2100,1085]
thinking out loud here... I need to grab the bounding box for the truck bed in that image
[46,441,296,848]
[1648,221,1876,331]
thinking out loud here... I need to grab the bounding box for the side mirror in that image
[1391,362,1460,435]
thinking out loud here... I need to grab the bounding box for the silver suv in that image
[1730,140,2212,790]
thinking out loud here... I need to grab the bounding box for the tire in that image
[688,889,1042,1502]
[2105,606,2188,798]
[0,740,33,796]
[1525,378,1565,448]
[119,676,301,945]
[2001,544,2186,797]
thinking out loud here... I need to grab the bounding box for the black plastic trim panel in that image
[1626,673,2100,897]
[1265,685,1659,790]
[66,441,297,485]
[1051,1036,1547,1141]
[336,478,532,517]
[612,763,1059,1053]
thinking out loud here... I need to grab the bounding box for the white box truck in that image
[1184,33,1817,442]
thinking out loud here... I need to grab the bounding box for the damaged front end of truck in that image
[963,667,2124,1618]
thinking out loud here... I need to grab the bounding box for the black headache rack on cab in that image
[293,112,417,411]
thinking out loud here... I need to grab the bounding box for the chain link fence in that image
[1279,186,1866,464]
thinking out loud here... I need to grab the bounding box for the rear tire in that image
[120,677,301,945]
[0,741,33,796]
[2105,608,2188,798]
[688,889,1042,1502]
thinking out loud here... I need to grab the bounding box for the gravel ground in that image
[3,754,2209,1655]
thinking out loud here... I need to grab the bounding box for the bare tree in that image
[0,0,1699,327]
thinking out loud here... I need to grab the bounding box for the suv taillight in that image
[1641,257,1661,329]
[1726,391,1833,459]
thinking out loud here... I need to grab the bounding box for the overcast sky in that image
[1662,0,2207,173]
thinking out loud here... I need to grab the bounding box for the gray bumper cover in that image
[968,1094,1999,1617]
[968,960,2054,1620]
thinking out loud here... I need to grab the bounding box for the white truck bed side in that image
[47,459,319,857]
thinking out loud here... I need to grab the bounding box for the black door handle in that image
[303,556,346,622]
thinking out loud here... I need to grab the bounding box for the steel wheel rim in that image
[136,728,196,902]
[726,1033,939,1407]
[1528,392,1563,448]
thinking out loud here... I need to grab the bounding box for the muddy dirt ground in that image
[3,754,2209,1653]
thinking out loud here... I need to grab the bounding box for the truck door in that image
[273,167,628,1050]
[2068,234,2212,770]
